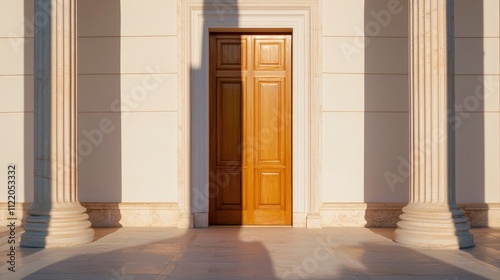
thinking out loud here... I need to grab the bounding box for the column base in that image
[395,204,474,249]
[21,204,94,248]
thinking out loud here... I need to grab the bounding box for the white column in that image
[395,0,474,249]
[21,0,94,247]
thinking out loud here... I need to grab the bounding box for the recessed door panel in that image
[217,79,243,165]
[254,37,287,70]
[218,171,242,208]
[217,37,247,70]
[255,78,286,164]
[256,170,284,207]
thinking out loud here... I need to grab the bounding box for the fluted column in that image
[394,0,474,249]
[21,0,94,247]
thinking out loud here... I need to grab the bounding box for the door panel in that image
[256,171,284,207]
[209,34,291,225]
[254,37,287,70]
[219,172,242,208]
[216,37,247,70]
[254,78,286,163]
[217,79,243,165]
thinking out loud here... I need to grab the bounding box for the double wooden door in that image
[209,34,292,225]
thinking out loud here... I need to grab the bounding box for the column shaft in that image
[395,0,474,249]
[21,0,94,248]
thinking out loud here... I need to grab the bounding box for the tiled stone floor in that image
[0,227,499,279]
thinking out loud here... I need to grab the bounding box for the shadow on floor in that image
[2,227,500,279]
[9,227,275,280]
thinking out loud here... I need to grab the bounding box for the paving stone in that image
[0,227,499,279]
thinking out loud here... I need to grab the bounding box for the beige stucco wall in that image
[0,0,34,203]
[321,0,500,205]
[0,0,499,226]
[322,0,410,203]
[454,0,500,203]
[76,0,178,203]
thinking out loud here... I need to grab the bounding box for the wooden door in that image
[209,34,292,225]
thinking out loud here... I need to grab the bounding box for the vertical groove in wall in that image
[411,0,418,204]
[437,0,442,203]
[424,0,428,203]
[438,0,445,204]
[71,0,77,203]
[446,0,455,204]
[58,0,63,203]
[57,0,62,203]
[412,0,416,203]
[52,0,58,203]
[426,0,432,203]
[431,0,438,203]
[421,0,426,201]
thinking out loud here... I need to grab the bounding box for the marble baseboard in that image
[319,203,404,227]
[0,202,30,227]
[319,203,500,228]
[0,202,180,228]
[81,202,180,227]
[462,203,500,228]
[1,202,499,228]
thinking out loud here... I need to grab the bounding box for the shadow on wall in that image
[363,0,487,227]
[206,34,245,224]
[191,0,243,225]
[76,0,122,226]
[363,0,409,226]
[454,0,487,224]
